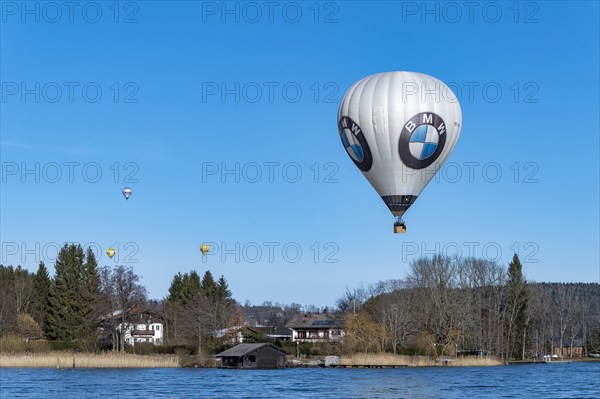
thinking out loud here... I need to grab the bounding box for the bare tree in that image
[376,286,418,354]
[98,265,147,351]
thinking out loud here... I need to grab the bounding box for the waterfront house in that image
[285,313,344,342]
[553,339,585,357]
[116,313,164,346]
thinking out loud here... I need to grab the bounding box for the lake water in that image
[1,362,598,398]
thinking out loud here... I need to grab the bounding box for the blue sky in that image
[1,1,599,307]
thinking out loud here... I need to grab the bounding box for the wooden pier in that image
[330,364,409,368]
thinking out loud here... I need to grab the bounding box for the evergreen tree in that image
[200,271,217,298]
[505,254,531,359]
[167,273,184,302]
[164,270,234,346]
[166,271,201,305]
[217,275,232,303]
[46,244,97,342]
[84,247,101,335]
[32,261,51,334]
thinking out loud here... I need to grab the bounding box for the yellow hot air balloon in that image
[200,244,210,256]
[106,247,116,259]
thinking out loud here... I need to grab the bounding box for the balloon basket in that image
[394,222,406,234]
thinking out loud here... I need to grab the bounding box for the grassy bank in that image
[340,353,502,367]
[0,352,181,368]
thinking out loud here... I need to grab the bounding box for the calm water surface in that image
[1,362,599,398]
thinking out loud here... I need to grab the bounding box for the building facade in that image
[118,321,164,346]
[285,314,344,343]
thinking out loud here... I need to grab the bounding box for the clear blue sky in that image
[1,1,599,307]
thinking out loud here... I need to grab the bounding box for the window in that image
[248,355,256,362]
[156,325,160,331]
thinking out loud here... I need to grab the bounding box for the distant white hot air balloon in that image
[338,71,462,233]
[122,187,133,200]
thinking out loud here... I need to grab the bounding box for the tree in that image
[46,244,99,343]
[371,285,418,354]
[164,270,234,349]
[336,285,368,315]
[17,313,43,339]
[0,265,35,335]
[344,311,384,354]
[99,265,147,351]
[32,262,51,333]
[200,271,217,298]
[164,271,203,345]
[167,271,201,305]
[504,254,531,360]
[407,255,465,356]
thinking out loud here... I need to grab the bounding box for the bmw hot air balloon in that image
[338,72,462,233]
[200,244,210,257]
[122,187,132,200]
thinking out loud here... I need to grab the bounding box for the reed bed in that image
[340,353,502,367]
[0,352,181,368]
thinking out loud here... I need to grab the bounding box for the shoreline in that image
[1,352,597,369]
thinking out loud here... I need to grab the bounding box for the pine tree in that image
[200,271,217,298]
[32,261,51,334]
[84,247,101,337]
[505,254,531,359]
[46,244,97,342]
[166,271,201,305]
[217,275,232,303]
[167,273,184,302]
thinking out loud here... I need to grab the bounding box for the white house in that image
[285,314,345,343]
[117,320,164,346]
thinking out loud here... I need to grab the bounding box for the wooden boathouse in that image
[215,343,287,369]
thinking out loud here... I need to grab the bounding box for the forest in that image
[1,243,598,360]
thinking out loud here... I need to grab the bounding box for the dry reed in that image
[340,353,501,367]
[0,352,180,368]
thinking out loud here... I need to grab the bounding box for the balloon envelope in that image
[200,244,210,256]
[338,71,462,220]
[122,187,132,200]
[106,247,116,259]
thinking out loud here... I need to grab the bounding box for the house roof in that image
[285,313,343,329]
[555,339,584,347]
[215,343,287,357]
[253,326,292,337]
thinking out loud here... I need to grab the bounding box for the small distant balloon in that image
[122,187,132,200]
[106,247,116,259]
[200,244,210,256]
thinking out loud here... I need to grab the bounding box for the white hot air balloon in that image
[338,72,462,233]
[122,187,133,200]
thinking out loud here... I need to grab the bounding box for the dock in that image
[330,364,409,368]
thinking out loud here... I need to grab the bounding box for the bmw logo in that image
[398,112,447,169]
[338,116,373,172]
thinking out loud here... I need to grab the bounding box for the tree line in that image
[339,254,600,360]
[0,243,234,353]
[1,244,598,360]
